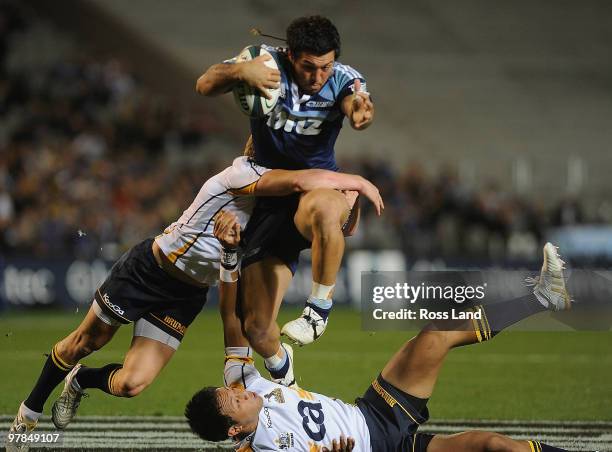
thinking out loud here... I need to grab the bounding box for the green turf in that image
[1,308,610,419]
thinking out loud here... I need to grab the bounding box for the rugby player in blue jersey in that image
[197,15,376,386]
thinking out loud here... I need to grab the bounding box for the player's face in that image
[216,387,263,431]
[289,50,335,95]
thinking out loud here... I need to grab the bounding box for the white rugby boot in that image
[6,403,38,452]
[281,305,328,346]
[268,343,299,389]
[526,242,572,311]
[51,364,87,429]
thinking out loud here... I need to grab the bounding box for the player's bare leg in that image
[109,336,175,397]
[427,431,542,452]
[282,188,351,345]
[51,334,175,429]
[380,244,572,452]
[240,257,297,386]
[8,305,118,448]
[55,305,120,364]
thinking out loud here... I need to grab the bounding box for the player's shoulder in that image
[332,61,365,84]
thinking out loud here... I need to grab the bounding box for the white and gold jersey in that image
[227,362,371,452]
[155,157,270,285]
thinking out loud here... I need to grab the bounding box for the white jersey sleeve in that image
[155,157,270,285]
[224,358,262,390]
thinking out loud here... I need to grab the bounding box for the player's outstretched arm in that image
[213,211,246,349]
[213,211,264,388]
[255,169,384,215]
[196,54,280,98]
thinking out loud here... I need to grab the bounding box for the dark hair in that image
[185,387,233,442]
[286,15,341,59]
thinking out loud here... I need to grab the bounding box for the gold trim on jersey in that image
[291,387,315,401]
[224,355,255,365]
[230,181,258,196]
[166,236,199,264]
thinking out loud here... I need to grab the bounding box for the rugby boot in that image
[267,343,299,389]
[526,242,572,311]
[282,305,329,346]
[6,402,38,452]
[51,364,87,429]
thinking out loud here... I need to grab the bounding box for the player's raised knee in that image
[299,189,347,225]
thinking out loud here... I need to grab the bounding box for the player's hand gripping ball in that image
[233,46,280,118]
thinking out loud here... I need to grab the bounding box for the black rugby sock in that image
[24,345,74,413]
[469,295,547,342]
[528,440,569,451]
[75,363,123,395]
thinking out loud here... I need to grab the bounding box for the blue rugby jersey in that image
[230,45,367,171]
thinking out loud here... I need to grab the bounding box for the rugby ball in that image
[233,46,280,118]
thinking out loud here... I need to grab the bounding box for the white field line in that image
[1,416,610,451]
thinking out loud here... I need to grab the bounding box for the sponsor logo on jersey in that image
[263,407,273,428]
[102,293,125,316]
[275,432,295,450]
[264,388,285,404]
[306,100,334,108]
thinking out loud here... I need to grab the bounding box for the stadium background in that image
[0,0,611,450]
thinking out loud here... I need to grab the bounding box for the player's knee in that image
[480,432,514,452]
[308,196,346,232]
[419,330,453,354]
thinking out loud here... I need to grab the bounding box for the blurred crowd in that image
[0,1,219,259]
[339,158,602,260]
[0,1,606,262]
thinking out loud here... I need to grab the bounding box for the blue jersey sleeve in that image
[332,63,367,106]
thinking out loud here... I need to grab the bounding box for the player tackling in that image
[186,211,580,452]
[6,154,382,452]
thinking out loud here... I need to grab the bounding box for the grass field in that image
[1,307,610,421]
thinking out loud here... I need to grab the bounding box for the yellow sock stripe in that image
[536,441,542,452]
[470,312,483,342]
[224,355,255,365]
[371,379,420,425]
[474,307,489,341]
[528,441,536,452]
[51,346,73,371]
[107,368,121,395]
[479,305,492,340]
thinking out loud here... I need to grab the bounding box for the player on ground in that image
[6,155,382,452]
[196,15,376,387]
[185,211,575,451]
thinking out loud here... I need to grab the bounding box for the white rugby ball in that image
[233,46,280,118]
